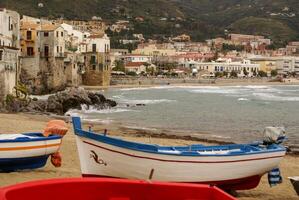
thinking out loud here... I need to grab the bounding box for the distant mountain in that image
[1,0,299,45]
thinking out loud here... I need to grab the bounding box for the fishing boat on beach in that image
[72,117,286,190]
[0,120,68,172]
[0,178,237,200]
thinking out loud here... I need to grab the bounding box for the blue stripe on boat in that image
[72,117,286,157]
[0,133,61,143]
[0,155,49,172]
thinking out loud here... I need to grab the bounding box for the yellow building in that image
[250,57,278,74]
[132,43,176,57]
[20,22,40,57]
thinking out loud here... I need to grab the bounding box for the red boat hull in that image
[82,174,262,191]
[0,178,237,200]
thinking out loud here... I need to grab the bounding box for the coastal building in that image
[122,54,152,63]
[38,23,67,92]
[81,33,111,86]
[171,34,191,42]
[132,43,176,57]
[275,57,299,76]
[228,34,271,46]
[61,23,88,52]
[64,51,84,86]
[0,8,20,103]
[20,18,69,94]
[186,59,260,77]
[19,21,40,91]
[110,49,129,68]
[53,19,105,34]
[125,62,156,75]
[250,57,278,75]
[109,20,130,33]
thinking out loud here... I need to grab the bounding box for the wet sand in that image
[0,113,298,199]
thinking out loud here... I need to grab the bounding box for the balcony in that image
[55,52,66,58]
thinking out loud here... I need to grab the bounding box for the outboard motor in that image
[263,127,286,145]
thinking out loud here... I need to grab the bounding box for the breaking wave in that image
[252,93,299,102]
[65,104,133,116]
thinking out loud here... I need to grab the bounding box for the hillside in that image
[1,0,299,45]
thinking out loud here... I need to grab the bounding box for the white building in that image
[123,54,153,63]
[276,57,299,75]
[61,23,91,52]
[186,59,260,77]
[78,34,110,54]
[0,8,20,103]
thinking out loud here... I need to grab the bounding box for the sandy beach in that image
[0,113,298,199]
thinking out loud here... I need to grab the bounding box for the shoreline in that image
[83,78,299,90]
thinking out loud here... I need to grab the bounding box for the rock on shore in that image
[9,88,117,115]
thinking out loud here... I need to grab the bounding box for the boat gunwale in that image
[0,133,62,143]
[74,127,286,157]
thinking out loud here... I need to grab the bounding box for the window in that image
[60,46,62,52]
[8,17,11,30]
[56,31,59,37]
[27,47,34,56]
[44,32,49,37]
[92,44,96,52]
[57,46,59,53]
[0,50,3,61]
[26,31,32,40]
[61,32,64,37]
[99,63,103,71]
[44,45,49,57]
[91,55,96,64]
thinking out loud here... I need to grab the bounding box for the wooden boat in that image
[72,117,286,190]
[289,177,299,195]
[0,133,62,172]
[0,178,237,200]
[0,120,68,172]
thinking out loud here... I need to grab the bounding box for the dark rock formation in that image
[7,88,117,115]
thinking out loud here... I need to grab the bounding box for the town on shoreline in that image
[1,7,299,107]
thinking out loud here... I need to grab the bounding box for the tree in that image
[258,71,268,77]
[271,70,278,77]
[112,60,125,72]
[126,71,137,76]
[215,72,223,78]
[230,70,238,78]
[243,68,248,76]
[290,71,297,77]
[253,70,257,77]
[223,71,228,77]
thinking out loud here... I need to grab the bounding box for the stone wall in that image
[82,70,110,86]
[82,52,111,86]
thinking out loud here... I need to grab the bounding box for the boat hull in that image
[0,155,49,172]
[0,134,62,172]
[0,178,237,200]
[76,136,285,190]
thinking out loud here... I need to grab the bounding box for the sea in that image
[66,85,299,146]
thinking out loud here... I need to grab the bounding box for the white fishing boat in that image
[73,117,286,190]
[0,120,68,172]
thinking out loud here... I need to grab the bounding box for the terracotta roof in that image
[20,22,40,30]
[41,23,60,31]
[125,62,146,67]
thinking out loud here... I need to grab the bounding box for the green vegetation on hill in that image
[1,0,299,44]
[230,17,298,46]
